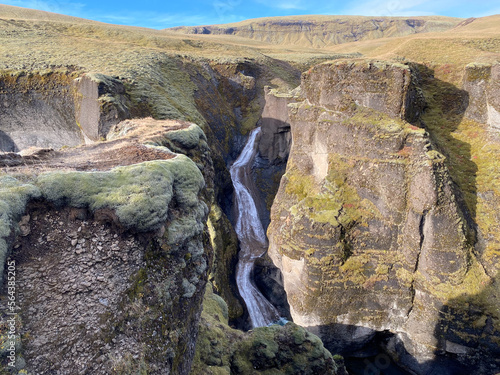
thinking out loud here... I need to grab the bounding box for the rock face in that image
[258,86,294,165]
[0,121,211,374]
[75,73,131,140]
[0,71,131,152]
[253,87,296,229]
[268,60,499,373]
[463,63,500,130]
[168,16,461,48]
[0,72,84,151]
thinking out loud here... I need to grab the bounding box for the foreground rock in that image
[0,120,211,374]
[190,284,347,375]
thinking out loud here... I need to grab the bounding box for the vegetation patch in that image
[36,154,204,232]
[0,176,40,281]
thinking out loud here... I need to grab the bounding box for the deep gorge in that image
[1,47,500,375]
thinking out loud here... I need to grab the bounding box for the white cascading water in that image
[230,127,280,328]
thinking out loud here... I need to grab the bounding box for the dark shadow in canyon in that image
[429,272,500,375]
[0,130,18,152]
[413,63,478,231]
[252,117,291,230]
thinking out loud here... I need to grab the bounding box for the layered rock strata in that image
[268,60,499,373]
[0,121,211,374]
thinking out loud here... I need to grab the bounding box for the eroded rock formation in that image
[267,60,500,374]
[169,16,461,48]
[0,120,211,374]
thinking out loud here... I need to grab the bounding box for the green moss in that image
[287,154,366,227]
[465,63,492,81]
[128,268,148,300]
[424,258,490,302]
[164,124,207,150]
[206,202,242,320]
[36,154,205,232]
[375,264,390,275]
[339,254,371,284]
[190,284,241,374]
[284,167,315,202]
[232,323,339,375]
[191,287,341,374]
[0,176,41,282]
[347,106,406,134]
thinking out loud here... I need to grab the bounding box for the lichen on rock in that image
[36,154,205,232]
[0,176,40,282]
[267,59,498,373]
[190,284,346,375]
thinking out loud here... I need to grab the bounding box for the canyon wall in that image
[267,60,500,374]
[0,72,84,151]
[169,16,461,48]
[0,56,304,374]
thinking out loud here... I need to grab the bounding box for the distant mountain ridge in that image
[167,15,463,48]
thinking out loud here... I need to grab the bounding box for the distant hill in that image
[167,15,463,48]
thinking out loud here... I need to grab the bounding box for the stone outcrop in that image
[463,63,500,130]
[75,73,131,141]
[0,121,212,374]
[258,86,295,165]
[168,16,461,48]
[189,283,347,375]
[267,60,499,374]
[0,71,131,152]
[253,86,297,229]
[0,72,84,151]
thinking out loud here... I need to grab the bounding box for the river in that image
[229,127,280,328]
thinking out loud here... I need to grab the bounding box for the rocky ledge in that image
[0,120,211,374]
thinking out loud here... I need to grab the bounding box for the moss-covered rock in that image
[191,285,345,375]
[0,123,212,374]
[0,176,40,282]
[37,154,205,233]
[268,60,497,373]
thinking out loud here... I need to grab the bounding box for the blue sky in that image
[1,0,499,29]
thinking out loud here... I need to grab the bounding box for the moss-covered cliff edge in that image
[0,122,211,374]
[268,60,500,374]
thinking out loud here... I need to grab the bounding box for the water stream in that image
[230,127,280,328]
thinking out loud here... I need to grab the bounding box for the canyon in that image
[0,4,499,375]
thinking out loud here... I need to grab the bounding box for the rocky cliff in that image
[0,25,333,372]
[1,6,500,374]
[267,60,500,374]
[168,16,462,48]
[0,121,211,374]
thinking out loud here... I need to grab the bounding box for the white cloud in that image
[339,0,433,17]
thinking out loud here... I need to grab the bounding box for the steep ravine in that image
[1,47,499,375]
[0,55,342,374]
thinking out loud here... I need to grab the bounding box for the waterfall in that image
[230,127,280,328]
